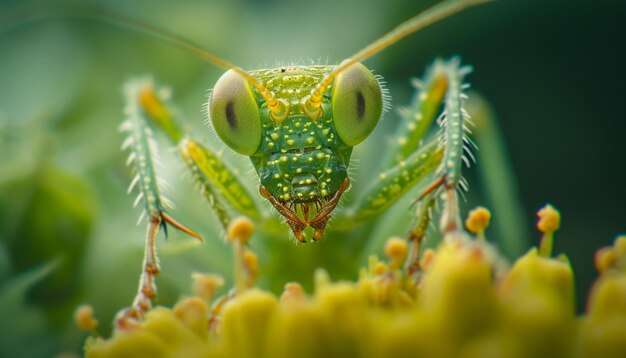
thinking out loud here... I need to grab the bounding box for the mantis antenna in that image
[1,3,287,119]
[303,0,492,118]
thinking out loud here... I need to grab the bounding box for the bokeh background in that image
[0,0,624,356]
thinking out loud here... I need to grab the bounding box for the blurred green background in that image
[0,0,624,356]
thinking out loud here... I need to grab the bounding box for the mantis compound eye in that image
[331,62,383,146]
[209,69,262,155]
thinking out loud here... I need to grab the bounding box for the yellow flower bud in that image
[536,204,561,257]
[227,216,255,243]
[279,282,306,305]
[385,237,408,270]
[537,204,560,234]
[173,297,210,338]
[192,272,224,301]
[74,304,99,332]
[374,262,388,275]
[221,290,278,357]
[595,247,617,274]
[465,206,491,236]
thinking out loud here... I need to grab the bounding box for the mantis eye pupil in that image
[225,101,237,129]
[356,91,366,120]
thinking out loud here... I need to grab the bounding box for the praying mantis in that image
[1,0,492,322]
[116,0,488,320]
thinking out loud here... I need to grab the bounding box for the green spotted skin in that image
[248,66,353,204]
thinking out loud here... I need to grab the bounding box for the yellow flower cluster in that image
[82,207,626,358]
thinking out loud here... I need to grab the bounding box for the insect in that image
[3,0,489,322]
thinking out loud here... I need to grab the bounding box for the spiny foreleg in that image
[135,79,261,228]
[117,81,202,325]
[430,58,475,235]
[348,140,443,222]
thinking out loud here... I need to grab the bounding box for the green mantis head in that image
[208,63,383,241]
[199,0,487,241]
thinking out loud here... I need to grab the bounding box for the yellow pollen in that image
[465,207,491,235]
[74,305,99,332]
[537,204,560,233]
[227,217,255,244]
